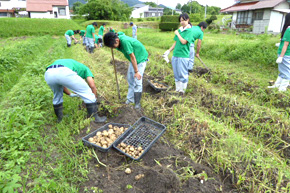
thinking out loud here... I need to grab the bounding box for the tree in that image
[79,0,132,20]
[163,7,176,15]
[176,3,181,10]
[72,1,83,14]
[144,2,157,7]
[181,4,190,13]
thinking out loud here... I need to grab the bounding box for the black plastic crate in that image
[147,79,168,91]
[82,123,131,152]
[113,117,166,160]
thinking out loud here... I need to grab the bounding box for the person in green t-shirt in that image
[45,59,107,123]
[98,23,106,47]
[80,30,86,46]
[85,22,98,53]
[109,27,115,33]
[94,34,103,48]
[162,13,194,95]
[103,32,148,109]
[65,30,80,47]
[188,22,207,72]
[269,13,290,91]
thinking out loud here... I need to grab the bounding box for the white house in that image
[26,0,70,19]
[0,0,26,17]
[131,4,164,18]
[221,0,290,34]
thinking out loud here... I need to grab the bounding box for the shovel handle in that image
[196,56,209,69]
[111,48,121,100]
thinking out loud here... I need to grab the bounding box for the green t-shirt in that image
[80,30,86,37]
[86,25,95,38]
[65,30,74,36]
[47,59,94,79]
[94,34,100,43]
[109,28,115,33]
[190,26,204,43]
[98,26,105,36]
[116,35,148,64]
[278,27,290,56]
[173,28,194,58]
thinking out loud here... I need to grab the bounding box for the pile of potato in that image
[87,124,128,148]
[117,142,144,159]
[151,80,167,89]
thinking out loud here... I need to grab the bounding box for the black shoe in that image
[86,46,89,52]
[188,69,193,73]
[86,102,107,123]
[134,92,142,109]
[67,44,71,47]
[89,47,94,54]
[53,103,63,122]
[83,43,86,46]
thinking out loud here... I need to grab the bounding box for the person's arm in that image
[174,30,187,45]
[168,42,176,52]
[135,27,137,36]
[63,87,71,95]
[195,39,202,58]
[86,76,97,98]
[129,53,141,80]
[280,41,289,57]
[92,32,95,42]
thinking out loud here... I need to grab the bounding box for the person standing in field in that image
[162,13,194,95]
[130,22,137,39]
[45,59,107,123]
[80,29,86,46]
[269,13,290,91]
[103,32,148,109]
[188,22,207,72]
[98,23,106,46]
[109,27,115,33]
[85,22,98,53]
[65,30,80,47]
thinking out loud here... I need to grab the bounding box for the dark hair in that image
[198,22,207,29]
[179,13,191,26]
[102,23,106,26]
[281,13,290,38]
[73,30,80,34]
[103,32,118,47]
[92,22,98,26]
[98,38,103,43]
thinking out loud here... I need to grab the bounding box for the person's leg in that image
[188,44,195,72]
[172,56,181,92]
[88,38,95,53]
[179,58,190,94]
[126,63,135,104]
[45,69,64,122]
[65,34,71,47]
[133,61,146,109]
[278,55,290,91]
[83,36,86,45]
[85,37,90,52]
[98,35,103,47]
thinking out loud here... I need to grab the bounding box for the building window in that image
[237,11,251,24]
[253,11,263,20]
[0,12,8,16]
[58,8,66,16]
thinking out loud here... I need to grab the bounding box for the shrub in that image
[146,17,155,21]
[137,18,143,22]
[159,22,179,31]
[161,15,179,22]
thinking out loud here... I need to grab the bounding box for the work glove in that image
[70,93,79,97]
[275,43,280,47]
[163,50,170,57]
[163,56,170,63]
[276,57,283,64]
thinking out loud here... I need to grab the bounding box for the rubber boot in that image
[180,82,188,94]
[278,79,290,92]
[53,103,63,122]
[90,47,94,54]
[268,76,282,88]
[86,46,89,52]
[175,81,181,92]
[86,102,107,123]
[134,92,142,109]
[67,44,71,47]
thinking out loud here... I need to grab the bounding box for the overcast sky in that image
[139,0,237,9]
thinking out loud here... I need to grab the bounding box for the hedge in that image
[159,22,179,31]
[161,14,207,23]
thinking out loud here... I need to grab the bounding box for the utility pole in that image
[190,0,192,14]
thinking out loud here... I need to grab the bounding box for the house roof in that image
[0,9,14,13]
[273,8,290,13]
[27,0,68,12]
[133,4,147,8]
[221,0,285,13]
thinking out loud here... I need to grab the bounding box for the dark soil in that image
[76,104,235,193]
[75,60,236,193]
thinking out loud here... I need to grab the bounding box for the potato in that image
[125,168,132,174]
[108,124,113,129]
[108,129,114,135]
[88,137,94,142]
[135,174,144,180]
[120,143,126,147]
[96,142,101,146]
[96,131,102,136]
[102,130,109,136]
[102,144,108,148]
[137,146,143,151]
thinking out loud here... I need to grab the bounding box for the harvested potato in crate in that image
[82,123,131,152]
